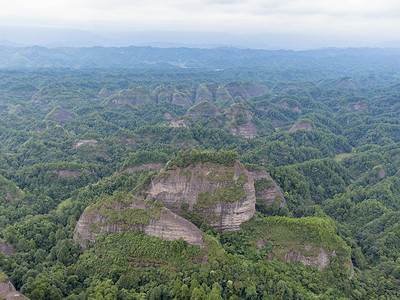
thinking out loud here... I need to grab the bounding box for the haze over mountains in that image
[1,26,400,50]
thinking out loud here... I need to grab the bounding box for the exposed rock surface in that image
[283,247,332,271]
[46,107,75,122]
[72,139,98,148]
[195,84,213,103]
[224,104,258,139]
[248,169,286,208]
[186,101,222,117]
[0,270,29,300]
[275,101,302,113]
[169,119,189,128]
[0,241,15,256]
[74,197,204,250]
[107,88,150,107]
[289,121,313,132]
[145,160,256,231]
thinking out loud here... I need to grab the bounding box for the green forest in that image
[0,46,400,299]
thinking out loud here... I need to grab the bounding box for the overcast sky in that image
[1,0,400,45]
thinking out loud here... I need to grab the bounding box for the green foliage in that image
[166,149,239,169]
[2,56,400,299]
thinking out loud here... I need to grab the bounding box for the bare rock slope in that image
[74,196,204,249]
[248,168,287,208]
[0,240,15,256]
[0,270,29,300]
[146,160,256,231]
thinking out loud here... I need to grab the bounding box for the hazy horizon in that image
[1,0,400,50]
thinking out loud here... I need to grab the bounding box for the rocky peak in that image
[224,104,258,139]
[246,167,287,209]
[186,101,222,117]
[145,159,256,231]
[73,195,204,250]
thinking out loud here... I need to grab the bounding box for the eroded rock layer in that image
[74,196,204,250]
[146,161,256,231]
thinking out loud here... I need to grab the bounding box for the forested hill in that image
[1,45,400,74]
[1,47,400,299]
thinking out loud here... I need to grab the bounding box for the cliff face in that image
[73,196,204,250]
[283,247,332,271]
[224,104,258,139]
[0,241,15,256]
[248,169,287,208]
[0,270,29,300]
[146,161,256,231]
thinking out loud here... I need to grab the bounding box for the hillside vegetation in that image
[0,47,400,299]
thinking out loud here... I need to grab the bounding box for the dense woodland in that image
[0,46,400,299]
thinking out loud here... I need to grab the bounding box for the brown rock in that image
[0,241,15,256]
[248,169,286,208]
[224,104,258,139]
[284,247,331,271]
[0,270,29,300]
[74,197,204,250]
[145,161,256,231]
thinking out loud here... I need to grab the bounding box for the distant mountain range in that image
[1,27,400,50]
[0,45,399,76]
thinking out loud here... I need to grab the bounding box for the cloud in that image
[0,0,399,41]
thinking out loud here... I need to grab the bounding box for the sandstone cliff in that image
[251,216,353,275]
[247,168,286,208]
[145,160,256,231]
[0,270,29,300]
[0,240,15,256]
[282,246,333,271]
[74,196,204,250]
[224,104,258,139]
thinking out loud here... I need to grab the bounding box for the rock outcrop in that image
[186,101,222,118]
[289,121,313,132]
[106,88,150,107]
[247,168,286,208]
[145,160,256,231]
[224,104,258,139]
[283,247,332,271]
[0,270,29,300]
[72,139,98,149]
[0,241,15,256]
[169,119,189,128]
[45,107,76,122]
[74,196,204,250]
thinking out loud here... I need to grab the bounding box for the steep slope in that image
[145,157,256,231]
[246,166,287,209]
[74,195,204,250]
[0,270,29,300]
[234,216,353,274]
[0,240,15,256]
[224,103,258,139]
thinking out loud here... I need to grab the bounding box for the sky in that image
[1,0,400,48]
